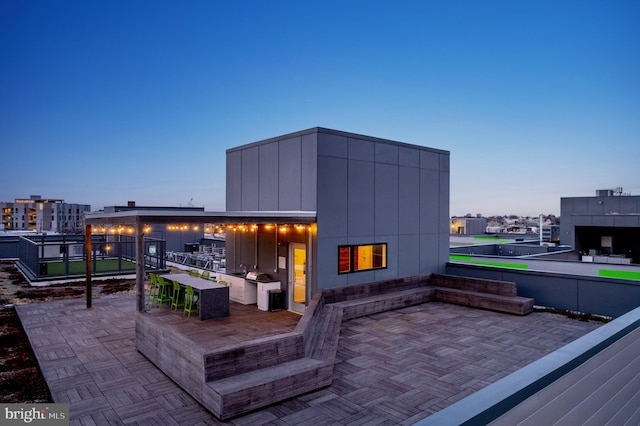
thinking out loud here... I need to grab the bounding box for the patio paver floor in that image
[16,294,601,425]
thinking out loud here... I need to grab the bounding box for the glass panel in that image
[293,247,306,304]
[339,243,387,274]
[338,246,351,273]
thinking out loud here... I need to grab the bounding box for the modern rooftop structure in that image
[87,127,451,314]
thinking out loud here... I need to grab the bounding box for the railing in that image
[416,304,640,425]
[166,249,226,271]
[16,234,166,281]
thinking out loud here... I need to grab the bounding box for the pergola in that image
[83,210,316,311]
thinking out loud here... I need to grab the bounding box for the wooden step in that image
[434,287,534,315]
[206,358,333,420]
[332,287,436,320]
[431,273,518,296]
[204,332,303,381]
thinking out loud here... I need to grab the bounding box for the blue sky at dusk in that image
[1,1,638,216]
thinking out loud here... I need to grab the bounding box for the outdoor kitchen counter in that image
[217,272,258,305]
[160,273,229,320]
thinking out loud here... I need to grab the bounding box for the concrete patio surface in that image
[17,294,602,425]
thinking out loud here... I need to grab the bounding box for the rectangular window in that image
[338,243,387,274]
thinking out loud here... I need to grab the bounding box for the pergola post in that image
[85,224,92,308]
[136,220,145,312]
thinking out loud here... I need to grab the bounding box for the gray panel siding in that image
[227,134,317,212]
[399,166,420,235]
[241,147,260,210]
[420,150,439,170]
[439,169,450,236]
[317,132,348,158]
[258,143,279,210]
[573,198,589,214]
[619,196,640,213]
[592,215,615,226]
[399,146,420,167]
[599,195,621,213]
[419,233,440,274]
[227,128,450,291]
[278,136,302,210]
[439,152,450,171]
[420,169,439,234]
[347,160,375,237]
[316,237,348,289]
[375,163,399,236]
[614,215,640,227]
[398,233,420,276]
[301,133,318,211]
[373,234,397,281]
[226,150,242,210]
[348,137,374,162]
[315,133,448,285]
[375,142,398,165]
[317,156,348,238]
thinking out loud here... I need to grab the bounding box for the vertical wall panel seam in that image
[277,139,280,211]
[300,137,303,211]
[239,149,243,210]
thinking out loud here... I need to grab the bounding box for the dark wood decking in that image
[143,299,301,352]
[16,294,601,425]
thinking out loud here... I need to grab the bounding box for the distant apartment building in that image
[541,225,560,244]
[0,195,90,233]
[450,217,487,235]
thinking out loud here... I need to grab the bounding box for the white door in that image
[289,243,306,313]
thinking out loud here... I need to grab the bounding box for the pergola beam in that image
[83,209,317,311]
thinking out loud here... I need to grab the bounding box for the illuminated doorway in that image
[289,243,306,313]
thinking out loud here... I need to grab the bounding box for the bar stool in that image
[156,276,173,307]
[170,280,184,311]
[148,273,160,308]
[183,285,199,318]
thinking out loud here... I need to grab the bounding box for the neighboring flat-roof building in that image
[560,188,640,264]
[0,195,90,233]
[103,203,205,254]
[542,224,560,244]
[450,217,487,235]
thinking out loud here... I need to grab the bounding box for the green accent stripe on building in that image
[472,236,512,244]
[471,261,529,269]
[450,254,472,262]
[598,269,640,281]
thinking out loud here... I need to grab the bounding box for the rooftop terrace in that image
[17,293,602,424]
